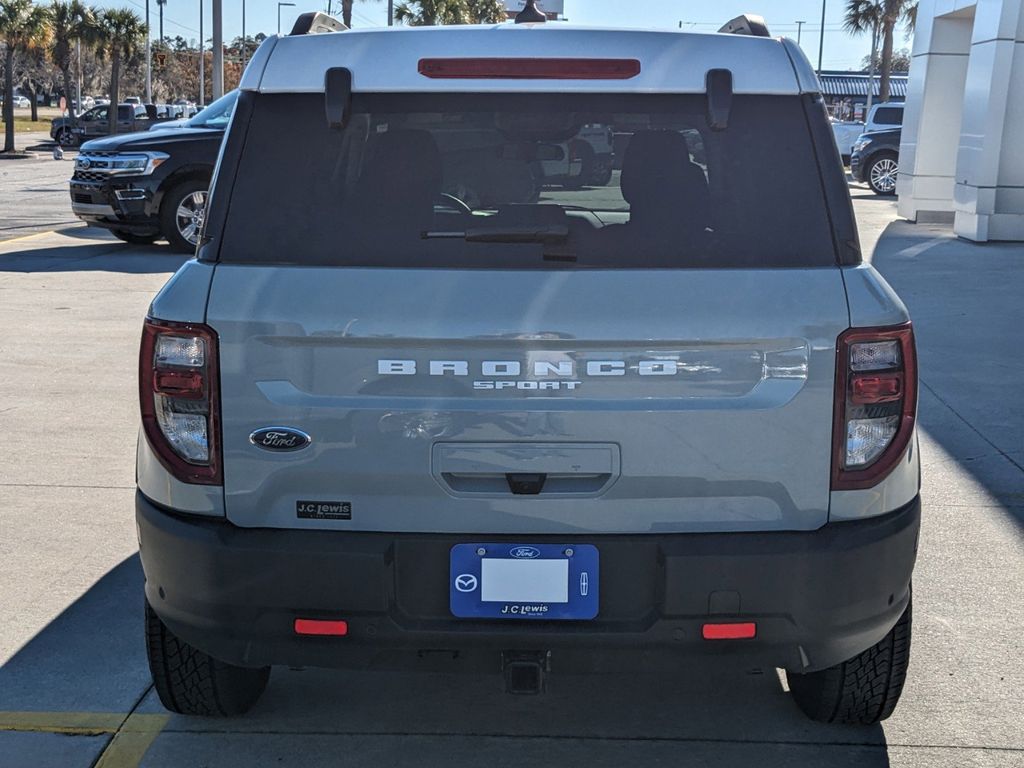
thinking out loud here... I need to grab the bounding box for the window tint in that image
[215,93,837,269]
[874,106,903,125]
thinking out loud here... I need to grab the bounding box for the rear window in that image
[216,92,837,269]
[873,106,903,126]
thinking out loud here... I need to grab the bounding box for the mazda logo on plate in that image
[510,546,541,559]
[249,427,312,452]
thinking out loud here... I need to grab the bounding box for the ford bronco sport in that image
[137,10,920,723]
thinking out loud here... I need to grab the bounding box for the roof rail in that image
[718,14,771,37]
[290,11,347,36]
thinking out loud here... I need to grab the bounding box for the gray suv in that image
[136,15,920,724]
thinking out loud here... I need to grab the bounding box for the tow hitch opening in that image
[502,650,550,694]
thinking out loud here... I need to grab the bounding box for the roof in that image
[818,71,909,99]
[241,25,820,96]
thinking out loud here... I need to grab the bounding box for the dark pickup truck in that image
[68,90,237,251]
[51,103,180,146]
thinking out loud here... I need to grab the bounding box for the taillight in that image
[832,324,917,490]
[139,318,222,485]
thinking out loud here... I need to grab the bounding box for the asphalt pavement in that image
[0,193,1021,768]
[0,134,79,242]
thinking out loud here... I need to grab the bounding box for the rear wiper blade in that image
[422,225,569,243]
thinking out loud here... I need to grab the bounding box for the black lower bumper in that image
[69,180,160,235]
[137,492,920,674]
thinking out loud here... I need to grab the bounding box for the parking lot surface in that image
[0,144,79,242]
[0,193,1022,767]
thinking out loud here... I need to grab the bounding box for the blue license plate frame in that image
[449,543,599,620]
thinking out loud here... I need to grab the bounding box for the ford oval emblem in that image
[510,546,541,559]
[79,158,91,170]
[249,427,311,452]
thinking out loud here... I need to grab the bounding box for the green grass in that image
[0,115,54,133]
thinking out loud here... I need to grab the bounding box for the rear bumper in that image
[138,492,920,674]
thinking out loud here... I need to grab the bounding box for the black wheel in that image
[145,601,270,716]
[111,229,160,245]
[160,178,209,253]
[589,158,613,187]
[564,140,595,189]
[866,153,898,196]
[55,126,77,147]
[787,596,911,724]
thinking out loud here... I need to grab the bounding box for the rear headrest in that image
[362,129,441,200]
[620,130,707,208]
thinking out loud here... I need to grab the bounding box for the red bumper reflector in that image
[417,57,641,80]
[294,619,348,636]
[702,622,757,640]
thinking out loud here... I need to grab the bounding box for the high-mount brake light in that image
[140,318,222,485]
[832,324,917,490]
[417,58,642,80]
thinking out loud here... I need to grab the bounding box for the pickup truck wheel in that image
[55,127,77,147]
[111,229,160,245]
[866,153,898,196]
[160,179,209,253]
[145,601,270,716]
[565,140,595,189]
[787,596,911,724]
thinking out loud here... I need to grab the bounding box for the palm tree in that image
[1,0,52,152]
[844,0,883,111]
[877,0,916,103]
[49,0,97,115]
[395,0,504,25]
[95,6,145,135]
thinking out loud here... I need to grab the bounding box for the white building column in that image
[896,0,974,222]
[952,0,1024,240]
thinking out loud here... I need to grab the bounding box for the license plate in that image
[450,543,598,620]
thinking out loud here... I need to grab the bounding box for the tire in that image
[866,153,899,196]
[787,596,911,725]
[589,159,614,187]
[111,229,160,245]
[564,140,595,189]
[159,178,209,253]
[145,601,270,717]
[55,127,77,147]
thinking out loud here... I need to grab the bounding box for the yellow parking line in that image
[0,231,56,246]
[95,714,170,768]
[0,710,124,734]
[0,710,170,767]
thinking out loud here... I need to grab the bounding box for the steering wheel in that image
[436,192,473,215]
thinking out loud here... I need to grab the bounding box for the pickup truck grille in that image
[73,170,108,182]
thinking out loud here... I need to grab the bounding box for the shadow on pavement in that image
[870,221,1024,529]
[2,553,893,767]
[0,239,188,275]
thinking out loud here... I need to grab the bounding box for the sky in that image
[103,0,916,71]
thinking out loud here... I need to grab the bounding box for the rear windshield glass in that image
[873,106,903,125]
[216,92,836,268]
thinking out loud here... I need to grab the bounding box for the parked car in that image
[851,127,901,195]
[541,124,616,187]
[8,95,30,108]
[69,101,229,250]
[137,14,920,725]
[830,118,864,165]
[124,95,142,105]
[863,102,903,134]
[50,103,179,146]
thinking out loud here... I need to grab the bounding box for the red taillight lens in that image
[140,318,222,485]
[832,324,917,490]
[417,57,642,80]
